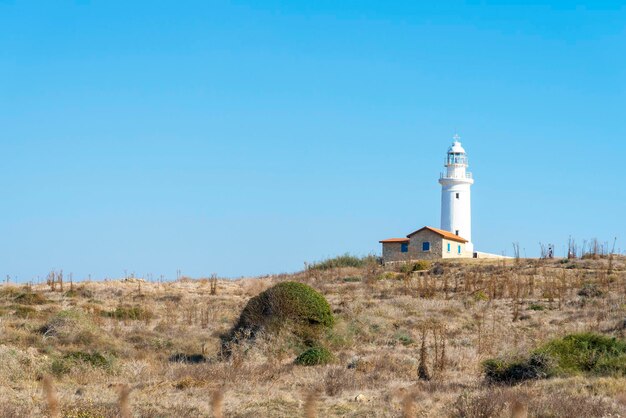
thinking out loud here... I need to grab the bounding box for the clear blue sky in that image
[1,1,625,281]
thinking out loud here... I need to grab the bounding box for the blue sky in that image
[1,1,625,280]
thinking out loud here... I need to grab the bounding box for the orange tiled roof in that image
[406,226,468,243]
[379,238,410,243]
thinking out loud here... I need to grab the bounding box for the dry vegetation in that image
[2,255,626,417]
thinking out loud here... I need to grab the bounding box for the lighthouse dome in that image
[448,140,466,154]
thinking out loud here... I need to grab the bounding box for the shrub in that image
[39,309,99,346]
[483,352,555,384]
[225,282,334,350]
[65,351,113,368]
[529,303,545,311]
[0,286,19,299]
[52,351,115,376]
[399,260,431,273]
[234,281,334,332]
[578,283,604,298]
[169,353,207,364]
[451,388,620,418]
[307,254,378,270]
[51,358,72,376]
[0,287,49,305]
[537,332,626,375]
[430,263,445,276]
[473,291,489,302]
[451,390,508,418]
[103,305,153,321]
[484,333,626,384]
[295,346,334,366]
[14,290,49,305]
[379,272,399,280]
[10,304,38,318]
[64,286,93,299]
[395,332,414,346]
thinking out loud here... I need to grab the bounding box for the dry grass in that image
[0,257,625,416]
[118,384,132,418]
[211,389,224,418]
[42,375,59,418]
[303,391,319,418]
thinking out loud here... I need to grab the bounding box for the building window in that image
[458,245,462,254]
[401,243,408,253]
[455,230,459,236]
[422,242,430,252]
[447,243,451,253]
[456,193,459,199]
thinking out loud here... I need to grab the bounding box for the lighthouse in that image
[439,135,474,254]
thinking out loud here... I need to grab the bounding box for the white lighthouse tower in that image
[439,135,474,254]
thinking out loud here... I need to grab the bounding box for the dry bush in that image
[527,391,621,417]
[324,366,357,396]
[210,274,218,296]
[0,401,32,418]
[451,387,622,418]
[40,309,97,343]
[133,403,205,418]
[61,401,117,418]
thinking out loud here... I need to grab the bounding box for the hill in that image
[1,256,626,417]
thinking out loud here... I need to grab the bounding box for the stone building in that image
[379,226,470,263]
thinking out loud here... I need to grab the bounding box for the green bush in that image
[537,333,626,375]
[51,358,72,376]
[399,260,431,273]
[483,352,555,384]
[103,305,153,321]
[225,282,334,351]
[307,254,378,270]
[395,332,414,346]
[52,351,115,376]
[484,333,626,384]
[65,351,113,368]
[235,281,334,331]
[473,291,489,302]
[39,309,99,346]
[294,346,334,366]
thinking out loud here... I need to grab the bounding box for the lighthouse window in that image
[456,193,459,199]
[455,230,459,236]
[401,243,408,253]
[422,242,430,252]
